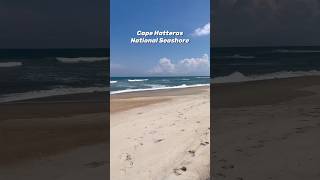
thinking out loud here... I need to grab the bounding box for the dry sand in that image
[111,86,210,180]
[213,76,320,180]
[0,92,108,179]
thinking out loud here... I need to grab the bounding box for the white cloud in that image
[149,54,209,75]
[148,57,176,74]
[192,23,210,37]
[178,54,209,70]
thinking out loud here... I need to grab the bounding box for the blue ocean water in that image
[2,47,320,101]
[212,46,320,83]
[110,76,210,94]
[0,49,108,102]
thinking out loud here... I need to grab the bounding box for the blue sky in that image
[111,0,210,77]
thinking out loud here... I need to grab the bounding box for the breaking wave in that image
[213,70,320,84]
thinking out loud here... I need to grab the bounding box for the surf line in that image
[130,37,190,44]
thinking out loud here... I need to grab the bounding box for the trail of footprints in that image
[172,128,210,177]
[213,106,320,179]
[120,103,209,177]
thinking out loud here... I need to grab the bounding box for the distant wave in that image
[274,49,320,53]
[110,81,118,84]
[0,87,107,103]
[0,62,22,68]
[56,57,108,63]
[218,54,256,59]
[111,84,209,95]
[195,77,210,79]
[213,70,320,84]
[128,79,149,82]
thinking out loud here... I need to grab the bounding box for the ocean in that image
[0,49,108,103]
[2,47,320,102]
[110,76,210,94]
[111,47,320,94]
[212,46,320,83]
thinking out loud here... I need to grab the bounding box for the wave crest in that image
[213,70,320,84]
[56,57,108,63]
[111,84,209,95]
[0,62,22,68]
[128,79,149,82]
[0,87,107,103]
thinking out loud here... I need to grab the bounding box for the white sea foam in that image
[213,70,320,84]
[128,79,149,82]
[0,87,107,103]
[56,57,108,63]
[0,62,22,68]
[145,84,167,88]
[111,84,209,95]
[110,81,118,84]
[195,77,209,79]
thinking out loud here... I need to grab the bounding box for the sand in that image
[111,86,210,180]
[212,76,320,180]
[0,92,108,179]
[0,144,107,180]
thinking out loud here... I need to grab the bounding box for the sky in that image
[214,0,320,47]
[111,0,210,77]
[0,0,107,49]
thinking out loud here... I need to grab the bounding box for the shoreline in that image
[0,92,107,121]
[111,86,209,113]
[213,75,320,108]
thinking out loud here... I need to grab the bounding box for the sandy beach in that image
[111,86,210,180]
[0,92,108,179]
[213,76,320,180]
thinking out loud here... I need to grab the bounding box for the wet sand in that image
[213,76,320,180]
[0,92,108,179]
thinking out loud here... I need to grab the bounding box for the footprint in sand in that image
[200,141,209,146]
[154,138,165,143]
[188,150,196,157]
[173,166,187,176]
[120,153,134,169]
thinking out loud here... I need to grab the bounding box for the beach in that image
[0,92,108,179]
[111,86,210,180]
[213,76,320,180]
